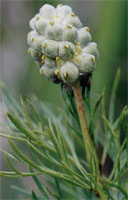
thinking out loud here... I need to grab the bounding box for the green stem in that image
[72,81,107,200]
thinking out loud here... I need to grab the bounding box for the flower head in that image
[27,4,99,85]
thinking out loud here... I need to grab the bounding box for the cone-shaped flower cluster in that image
[27,4,99,85]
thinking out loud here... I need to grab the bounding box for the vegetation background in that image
[0,0,127,199]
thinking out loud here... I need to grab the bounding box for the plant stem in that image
[72,81,107,200]
[72,81,93,165]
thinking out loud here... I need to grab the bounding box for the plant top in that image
[27,4,99,85]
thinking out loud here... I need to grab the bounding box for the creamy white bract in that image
[27,4,99,84]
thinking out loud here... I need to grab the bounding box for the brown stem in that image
[72,81,107,200]
[72,81,92,164]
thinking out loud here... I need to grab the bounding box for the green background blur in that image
[0,0,127,199]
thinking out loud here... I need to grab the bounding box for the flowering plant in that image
[0,4,127,200]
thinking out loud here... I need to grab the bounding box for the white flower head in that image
[27,4,99,85]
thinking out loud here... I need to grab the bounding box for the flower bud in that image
[62,26,78,44]
[44,56,56,68]
[27,30,38,46]
[39,4,56,20]
[56,5,72,19]
[78,53,96,73]
[78,27,92,47]
[29,17,36,29]
[40,64,56,80]
[32,35,45,50]
[64,16,82,29]
[60,62,79,84]
[59,42,75,59]
[34,18,48,35]
[82,42,99,58]
[42,40,59,58]
[28,47,41,61]
[45,23,63,41]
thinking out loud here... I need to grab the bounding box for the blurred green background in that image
[0,0,127,199]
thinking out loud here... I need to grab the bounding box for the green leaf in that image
[12,185,33,197]
[7,113,35,140]
[108,68,120,124]
[48,119,61,158]
[102,179,127,197]
[89,88,105,134]
[29,166,49,199]
[29,145,44,167]
[12,186,42,199]
[20,97,34,130]
[0,171,43,177]
[0,82,22,114]
[55,178,62,199]
[27,97,43,128]
[8,139,86,187]
[62,161,91,189]
[61,85,79,123]
[102,116,120,146]
[28,141,62,167]
[54,118,69,164]
[72,130,84,148]
[5,154,21,175]
[113,106,128,131]
[101,115,120,165]
[31,190,38,200]
[45,185,60,200]
[0,148,18,161]
[108,138,126,181]
[0,133,55,154]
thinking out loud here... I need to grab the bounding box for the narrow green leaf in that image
[45,185,60,200]
[27,98,43,127]
[102,115,120,147]
[0,133,55,153]
[33,130,48,137]
[0,148,18,161]
[123,109,128,168]
[102,179,127,197]
[12,186,42,199]
[8,139,84,186]
[7,113,35,140]
[61,85,78,122]
[101,115,120,165]
[5,154,21,175]
[0,82,22,113]
[54,119,69,163]
[0,171,43,177]
[29,145,44,167]
[28,141,62,167]
[108,138,126,181]
[48,120,61,158]
[31,190,38,200]
[55,178,62,199]
[20,97,34,130]
[62,161,91,188]
[108,68,120,124]
[0,133,26,141]
[29,166,49,199]
[113,106,128,131]
[89,88,105,134]
[101,87,107,134]
[12,185,32,197]
[8,139,44,172]
[72,130,84,148]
